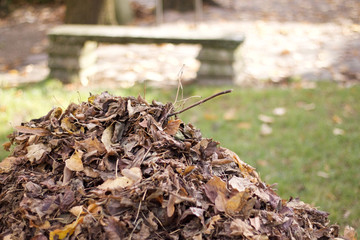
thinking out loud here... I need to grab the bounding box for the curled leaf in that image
[26,143,51,163]
[15,126,50,136]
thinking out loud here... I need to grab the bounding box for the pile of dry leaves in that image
[0,92,350,239]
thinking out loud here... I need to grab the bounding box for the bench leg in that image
[48,41,98,85]
[196,46,242,85]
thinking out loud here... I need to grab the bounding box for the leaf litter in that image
[0,91,353,239]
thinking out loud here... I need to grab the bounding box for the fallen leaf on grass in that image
[258,114,274,123]
[297,102,316,111]
[333,128,345,136]
[344,226,357,240]
[273,107,286,116]
[204,113,217,120]
[236,122,251,129]
[260,124,272,135]
[224,108,237,120]
[332,115,343,124]
[317,171,329,178]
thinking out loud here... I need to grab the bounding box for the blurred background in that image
[0,0,360,235]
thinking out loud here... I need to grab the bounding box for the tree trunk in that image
[163,0,219,12]
[65,0,132,25]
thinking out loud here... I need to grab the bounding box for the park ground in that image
[0,0,360,235]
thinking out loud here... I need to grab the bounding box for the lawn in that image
[1,80,359,234]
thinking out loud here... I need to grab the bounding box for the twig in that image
[173,64,185,105]
[168,89,233,117]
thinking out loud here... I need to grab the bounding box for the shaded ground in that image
[0,0,359,87]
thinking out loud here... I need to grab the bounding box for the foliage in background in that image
[0,80,359,234]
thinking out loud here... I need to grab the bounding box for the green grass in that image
[1,80,359,234]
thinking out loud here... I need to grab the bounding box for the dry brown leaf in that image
[26,143,51,163]
[204,176,228,203]
[164,119,182,135]
[65,150,84,172]
[0,157,15,173]
[203,215,221,234]
[2,141,11,151]
[229,176,254,192]
[69,206,84,217]
[61,117,77,133]
[15,125,50,136]
[98,176,133,191]
[225,191,250,215]
[167,194,176,217]
[230,219,254,237]
[214,192,227,212]
[83,166,100,178]
[76,137,106,154]
[101,124,114,152]
[344,226,357,240]
[182,165,196,176]
[121,167,142,182]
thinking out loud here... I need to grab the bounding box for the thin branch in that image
[168,89,233,117]
[173,64,185,105]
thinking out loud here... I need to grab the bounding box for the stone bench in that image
[47,24,244,85]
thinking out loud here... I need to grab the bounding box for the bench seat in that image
[47,24,244,85]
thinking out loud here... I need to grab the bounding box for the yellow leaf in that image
[88,95,96,104]
[65,150,84,172]
[51,107,63,119]
[182,165,196,176]
[49,216,83,240]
